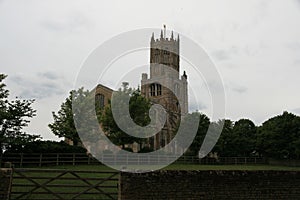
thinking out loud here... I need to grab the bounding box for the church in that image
[72,27,188,151]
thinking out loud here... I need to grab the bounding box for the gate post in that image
[0,162,13,200]
[118,172,121,200]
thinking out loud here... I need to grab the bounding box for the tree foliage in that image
[232,119,256,156]
[48,88,92,146]
[211,119,234,156]
[179,112,210,156]
[0,74,39,154]
[4,140,87,154]
[101,85,151,148]
[257,111,300,159]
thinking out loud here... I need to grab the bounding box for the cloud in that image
[8,71,70,99]
[39,71,61,80]
[189,101,207,112]
[226,82,248,94]
[211,50,230,61]
[294,59,300,66]
[40,12,92,33]
[211,46,239,62]
[292,108,300,115]
[19,85,64,99]
[286,42,300,51]
[231,85,248,94]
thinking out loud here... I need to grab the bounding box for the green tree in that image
[101,85,151,149]
[212,119,234,156]
[0,74,39,154]
[232,119,257,156]
[257,111,300,159]
[49,88,91,146]
[184,112,210,156]
[212,119,257,157]
[5,140,87,154]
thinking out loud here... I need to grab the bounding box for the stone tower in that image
[141,26,188,150]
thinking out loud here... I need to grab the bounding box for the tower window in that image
[150,83,162,96]
[154,49,160,63]
[157,84,162,95]
[150,84,155,96]
[155,48,160,56]
[163,50,170,55]
[95,93,105,109]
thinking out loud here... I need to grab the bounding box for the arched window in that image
[95,93,105,109]
[150,84,155,96]
[163,48,170,55]
[154,48,160,63]
[150,83,162,96]
[157,84,162,95]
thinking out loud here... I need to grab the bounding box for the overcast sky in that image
[1,0,300,140]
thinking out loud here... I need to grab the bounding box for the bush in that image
[138,147,153,153]
[4,140,87,154]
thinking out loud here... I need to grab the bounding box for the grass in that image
[163,164,300,171]
[32,162,300,171]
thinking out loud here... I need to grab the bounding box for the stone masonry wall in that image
[120,170,300,200]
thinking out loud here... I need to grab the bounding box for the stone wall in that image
[120,170,300,199]
[0,168,13,200]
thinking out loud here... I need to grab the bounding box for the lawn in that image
[164,164,300,171]
[39,163,300,171]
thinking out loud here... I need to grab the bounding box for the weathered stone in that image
[120,170,300,199]
[141,28,188,150]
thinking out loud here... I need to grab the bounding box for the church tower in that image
[141,26,188,150]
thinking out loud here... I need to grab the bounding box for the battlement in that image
[151,31,179,43]
[150,25,179,52]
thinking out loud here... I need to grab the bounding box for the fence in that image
[11,168,119,200]
[0,153,100,167]
[0,153,267,167]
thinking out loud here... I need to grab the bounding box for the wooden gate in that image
[11,168,119,200]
